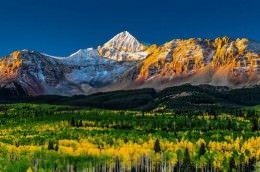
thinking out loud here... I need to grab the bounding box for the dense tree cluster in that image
[0,103,258,171]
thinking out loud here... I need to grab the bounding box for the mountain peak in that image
[114,31,135,40]
[104,31,145,52]
[98,31,148,61]
[117,30,132,37]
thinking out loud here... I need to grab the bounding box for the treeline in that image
[1,84,260,111]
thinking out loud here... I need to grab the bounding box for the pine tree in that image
[71,117,76,127]
[199,143,206,157]
[78,119,83,127]
[154,138,161,153]
[55,143,59,151]
[252,118,259,131]
[182,148,191,172]
[229,157,235,172]
[248,157,256,172]
[48,140,54,150]
[227,119,233,130]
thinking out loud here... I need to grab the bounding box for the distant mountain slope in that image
[0,31,260,96]
[0,48,136,95]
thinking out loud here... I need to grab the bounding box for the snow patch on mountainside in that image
[42,47,138,89]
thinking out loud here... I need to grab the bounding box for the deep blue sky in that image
[0,0,259,56]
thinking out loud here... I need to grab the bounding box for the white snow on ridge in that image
[43,48,118,66]
[40,47,137,87]
[104,31,145,52]
[41,53,66,60]
[98,31,149,61]
[42,31,149,63]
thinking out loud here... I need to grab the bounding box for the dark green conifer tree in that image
[48,140,54,150]
[154,138,161,153]
[199,143,206,157]
[183,148,191,172]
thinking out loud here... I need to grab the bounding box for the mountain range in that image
[1,31,260,96]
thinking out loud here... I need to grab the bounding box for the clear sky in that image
[0,0,259,57]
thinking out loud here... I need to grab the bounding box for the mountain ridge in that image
[0,31,260,96]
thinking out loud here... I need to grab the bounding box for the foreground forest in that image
[0,104,259,171]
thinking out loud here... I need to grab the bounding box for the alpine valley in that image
[1,31,260,96]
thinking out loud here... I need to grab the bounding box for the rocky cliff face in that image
[0,31,260,96]
[0,47,136,95]
[0,50,67,95]
[132,37,260,89]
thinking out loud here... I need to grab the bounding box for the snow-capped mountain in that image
[0,31,260,96]
[0,47,136,95]
[98,31,149,61]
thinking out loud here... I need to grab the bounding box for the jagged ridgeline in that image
[0,31,260,96]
